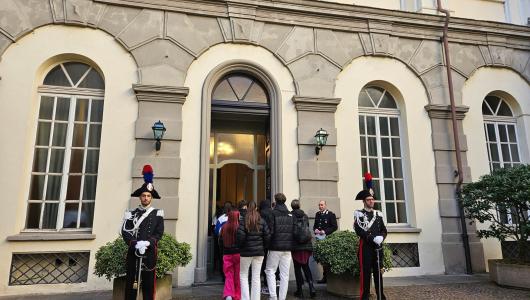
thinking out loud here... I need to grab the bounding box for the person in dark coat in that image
[237,201,271,300]
[258,198,275,295]
[264,193,295,300]
[354,187,387,300]
[290,199,316,298]
[313,200,338,283]
[121,165,164,300]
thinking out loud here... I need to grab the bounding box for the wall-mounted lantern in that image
[152,120,166,152]
[314,128,329,155]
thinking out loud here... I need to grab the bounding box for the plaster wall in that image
[450,0,507,23]
[180,43,298,286]
[0,25,138,295]
[321,0,518,24]
[335,56,445,276]
[462,67,530,271]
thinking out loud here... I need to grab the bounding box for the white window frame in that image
[26,63,104,232]
[482,96,523,225]
[400,0,422,12]
[358,87,409,225]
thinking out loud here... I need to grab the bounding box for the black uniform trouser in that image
[359,239,386,300]
[293,260,313,288]
[125,253,156,300]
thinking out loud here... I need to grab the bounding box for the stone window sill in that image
[6,232,96,241]
[387,226,422,233]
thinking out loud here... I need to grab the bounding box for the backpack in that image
[294,215,312,244]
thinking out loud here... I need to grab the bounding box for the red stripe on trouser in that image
[359,239,364,299]
[153,242,158,300]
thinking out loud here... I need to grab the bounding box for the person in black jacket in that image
[264,193,295,300]
[258,198,276,295]
[313,200,338,283]
[121,165,164,300]
[354,189,387,300]
[290,199,316,298]
[237,201,271,300]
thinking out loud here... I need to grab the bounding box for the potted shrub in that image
[94,233,192,300]
[460,164,530,289]
[314,230,392,298]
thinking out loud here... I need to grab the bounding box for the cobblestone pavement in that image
[384,282,530,300]
[173,280,530,300]
[2,275,529,300]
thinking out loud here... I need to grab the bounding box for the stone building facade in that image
[0,0,529,295]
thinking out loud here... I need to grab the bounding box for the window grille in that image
[501,241,530,261]
[9,252,90,285]
[387,243,420,267]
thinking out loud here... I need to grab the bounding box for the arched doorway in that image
[207,73,271,279]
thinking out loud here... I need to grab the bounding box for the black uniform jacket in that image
[353,209,387,247]
[121,207,164,268]
[313,209,338,236]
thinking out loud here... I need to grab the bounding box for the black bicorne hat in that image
[355,190,373,201]
[131,165,161,199]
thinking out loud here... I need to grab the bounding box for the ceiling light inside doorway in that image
[217,142,234,155]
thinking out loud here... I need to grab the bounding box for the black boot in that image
[308,281,316,298]
[294,285,304,298]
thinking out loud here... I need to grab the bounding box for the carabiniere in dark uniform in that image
[121,165,164,300]
[354,188,387,300]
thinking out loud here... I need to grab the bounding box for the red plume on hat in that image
[364,172,374,196]
[131,164,160,199]
[142,164,154,183]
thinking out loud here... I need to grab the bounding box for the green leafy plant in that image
[94,233,192,281]
[314,230,392,275]
[460,165,530,263]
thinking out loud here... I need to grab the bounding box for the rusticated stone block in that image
[258,23,293,53]
[277,26,314,63]
[98,5,141,37]
[411,40,443,74]
[316,29,363,67]
[118,9,163,49]
[288,54,340,98]
[166,13,224,56]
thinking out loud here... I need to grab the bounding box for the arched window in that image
[482,95,522,225]
[26,62,104,230]
[482,95,521,170]
[358,86,407,224]
[212,73,268,104]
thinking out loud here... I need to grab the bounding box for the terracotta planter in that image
[112,274,172,300]
[488,259,530,290]
[326,272,360,299]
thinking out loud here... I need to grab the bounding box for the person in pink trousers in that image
[219,210,241,300]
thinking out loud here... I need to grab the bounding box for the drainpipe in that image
[436,0,473,274]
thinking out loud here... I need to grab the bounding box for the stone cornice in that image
[292,96,341,112]
[425,104,470,120]
[133,84,189,104]
[96,0,530,49]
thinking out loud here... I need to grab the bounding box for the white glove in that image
[135,240,150,255]
[373,236,384,246]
